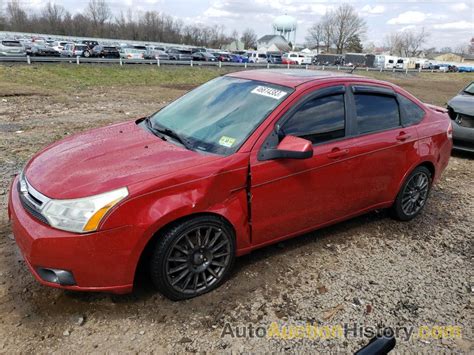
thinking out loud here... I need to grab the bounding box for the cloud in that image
[433,21,474,30]
[361,5,385,14]
[203,7,237,18]
[449,3,469,12]
[387,11,426,25]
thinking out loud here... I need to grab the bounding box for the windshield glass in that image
[463,82,474,95]
[149,76,293,155]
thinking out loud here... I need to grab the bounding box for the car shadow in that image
[452,150,473,160]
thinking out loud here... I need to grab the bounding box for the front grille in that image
[17,180,50,226]
[456,113,474,129]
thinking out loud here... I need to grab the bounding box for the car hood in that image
[448,94,474,116]
[25,120,220,199]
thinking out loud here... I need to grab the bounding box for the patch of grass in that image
[0,64,234,91]
[1,64,471,106]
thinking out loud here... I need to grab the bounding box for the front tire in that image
[391,166,432,221]
[149,216,235,300]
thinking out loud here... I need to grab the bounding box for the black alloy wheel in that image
[150,216,235,300]
[391,166,432,221]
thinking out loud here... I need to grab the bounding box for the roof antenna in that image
[350,65,357,74]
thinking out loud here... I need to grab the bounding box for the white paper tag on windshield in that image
[251,86,287,100]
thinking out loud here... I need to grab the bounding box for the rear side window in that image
[282,94,345,144]
[2,41,21,47]
[354,94,400,134]
[398,95,425,126]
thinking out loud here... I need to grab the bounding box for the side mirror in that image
[261,135,313,161]
[355,332,396,355]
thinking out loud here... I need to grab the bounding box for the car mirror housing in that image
[260,135,313,161]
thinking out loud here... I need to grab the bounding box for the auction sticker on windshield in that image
[219,136,236,147]
[251,86,287,100]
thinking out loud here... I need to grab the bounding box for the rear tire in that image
[149,215,235,301]
[391,166,432,221]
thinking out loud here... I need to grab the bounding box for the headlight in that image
[42,187,128,233]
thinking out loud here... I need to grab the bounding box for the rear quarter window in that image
[398,95,425,126]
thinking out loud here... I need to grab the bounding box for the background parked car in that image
[61,43,88,57]
[0,40,26,56]
[144,49,169,60]
[30,44,60,57]
[447,81,474,152]
[120,48,144,60]
[286,51,312,65]
[248,52,267,63]
[229,54,248,63]
[214,53,231,62]
[81,40,99,57]
[282,53,297,65]
[166,48,193,61]
[51,41,72,53]
[192,51,216,62]
[91,45,120,58]
[131,45,147,56]
[267,53,282,64]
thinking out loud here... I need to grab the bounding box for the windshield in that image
[463,82,474,95]
[149,76,293,155]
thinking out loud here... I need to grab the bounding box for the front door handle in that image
[327,148,349,159]
[396,132,412,141]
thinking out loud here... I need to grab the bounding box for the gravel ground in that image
[0,69,472,353]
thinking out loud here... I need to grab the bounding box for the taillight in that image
[447,121,453,139]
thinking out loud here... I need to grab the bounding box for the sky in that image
[16,0,474,49]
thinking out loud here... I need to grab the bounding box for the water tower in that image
[273,15,297,45]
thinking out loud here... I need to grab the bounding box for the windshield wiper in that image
[146,118,194,151]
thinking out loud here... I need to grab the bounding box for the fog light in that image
[36,267,76,286]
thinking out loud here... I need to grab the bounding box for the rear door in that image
[342,84,420,211]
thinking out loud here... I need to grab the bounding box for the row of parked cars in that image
[0,38,317,65]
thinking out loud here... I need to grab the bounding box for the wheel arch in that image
[395,159,436,199]
[133,211,236,284]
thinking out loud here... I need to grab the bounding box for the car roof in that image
[226,69,360,89]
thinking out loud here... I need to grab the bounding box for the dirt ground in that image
[0,66,472,353]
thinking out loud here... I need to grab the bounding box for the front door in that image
[249,85,356,247]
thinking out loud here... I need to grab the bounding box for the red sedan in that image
[8,70,452,300]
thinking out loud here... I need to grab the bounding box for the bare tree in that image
[240,28,257,49]
[331,4,366,54]
[403,28,429,57]
[85,0,111,37]
[385,28,429,57]
[305,23,323,53]
[321,12,334,52]
[6,0,28,31]
[41,2,67,34]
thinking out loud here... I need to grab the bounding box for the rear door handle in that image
[396,132,412,141]
[327,148,349,159]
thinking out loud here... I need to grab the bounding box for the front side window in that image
[355,94,400,134]
[281,94,345,144]
[149,77,293,155]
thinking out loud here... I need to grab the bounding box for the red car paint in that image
[8,70,452,294]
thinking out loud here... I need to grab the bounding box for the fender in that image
[101,152,251,285]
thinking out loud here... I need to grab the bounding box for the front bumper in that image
[452,121,474,152]
[8,176,137,294]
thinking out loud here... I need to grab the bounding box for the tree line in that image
[0,0,258,49]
